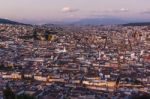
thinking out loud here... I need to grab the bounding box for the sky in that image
[0,0,150,24]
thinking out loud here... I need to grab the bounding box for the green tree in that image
[3,84,15,99]
[16,94,36,99]
[3,84,36,99]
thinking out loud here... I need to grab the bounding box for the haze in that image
[0,0,150,24]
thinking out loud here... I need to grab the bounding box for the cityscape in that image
[0,0,150,99]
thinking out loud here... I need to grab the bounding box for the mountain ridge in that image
[0,18,30,25]
[1,18,150,26]
[123,22,150,26]
[71,18,129,25]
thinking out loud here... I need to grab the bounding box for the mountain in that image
[123,22,150,26]
[0,18,29,25]
[71,18,129,25]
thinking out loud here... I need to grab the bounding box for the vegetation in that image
[3,84,15,99]
[19,36,33,40]
[123,22,150,26]
[16,94,36,99]
[132,93,150,99]
[3,84,36,99]
[0,64,14,71]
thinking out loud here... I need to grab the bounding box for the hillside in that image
[0,18,28,25]
[123,22,150,26]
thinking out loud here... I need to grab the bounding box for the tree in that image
[132,93,150,99]
[3,84,36,99]
[3,84,15,99]
[16,94,36,99]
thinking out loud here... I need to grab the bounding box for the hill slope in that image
[0,18,28,25]
[123,22,150,26]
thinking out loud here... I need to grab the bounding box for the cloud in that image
[104,8,129,13]
[119,8,129,12]
[61,6,79,13]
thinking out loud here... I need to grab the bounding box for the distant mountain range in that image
[1,18,150,26]
[65,18,150,26]
[70,18,129,25]
[0,18,29,25]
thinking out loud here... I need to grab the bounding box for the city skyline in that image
[0,0,150,24]
[0,1,150,98]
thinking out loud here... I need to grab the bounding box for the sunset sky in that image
[0,0,150,24]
